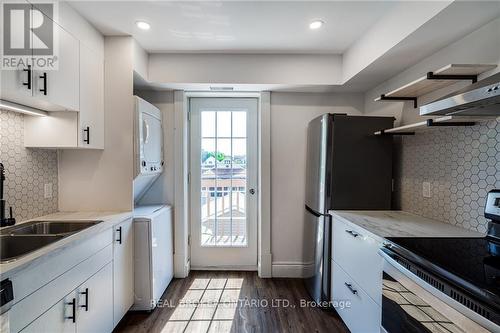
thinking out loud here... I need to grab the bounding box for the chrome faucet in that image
[0,163,16,227]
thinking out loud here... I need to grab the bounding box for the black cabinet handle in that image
[344,282,358,295]
[23,65,32,90]
[66,298,76,323]
[345,230,360,238]
[83,126,90,144]
[117,226,122,244]
[39,72,47,95]
[79,288,89,311]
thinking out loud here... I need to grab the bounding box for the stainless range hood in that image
[420,73,500,116]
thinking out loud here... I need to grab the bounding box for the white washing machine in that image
[131,205,173,311]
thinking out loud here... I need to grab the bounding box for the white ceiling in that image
[69,1,396,53]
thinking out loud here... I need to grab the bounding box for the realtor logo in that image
[2,1,58,70]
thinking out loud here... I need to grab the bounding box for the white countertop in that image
[0,211,132,278]
[329,210,484,240]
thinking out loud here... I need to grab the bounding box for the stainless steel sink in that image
[0,235,65,263]
[1,220,102,236]
[0,220,103,263]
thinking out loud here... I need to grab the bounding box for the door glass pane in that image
[200,110,247,247]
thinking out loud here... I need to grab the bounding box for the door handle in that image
[249,188,255,195]
[23,65,32,90]
[39,72,47,95]
[79,288,89,311]
[116,226,122,244]
[66,298,76,323]
[83,126,90,145]
[344,282,358,295]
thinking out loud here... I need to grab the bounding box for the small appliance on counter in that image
[380,190,500,332]
[304,114,395,303]
[131,205,173,311]
[0,163,16,227]
[133,96,164,203]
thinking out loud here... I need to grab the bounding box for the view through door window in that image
[200,110,247,247]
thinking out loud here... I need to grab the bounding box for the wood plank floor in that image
[114,271,349,333]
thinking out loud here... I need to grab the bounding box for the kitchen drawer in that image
[332,216,383,304]
[332,260,381,333]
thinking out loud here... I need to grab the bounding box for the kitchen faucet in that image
[0,163,16,227]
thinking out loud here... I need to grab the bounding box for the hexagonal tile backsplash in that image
[396,119,500,233]
[0,110,58,221]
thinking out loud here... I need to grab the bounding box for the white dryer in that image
[133,96,164,203]
[131,205,173,311]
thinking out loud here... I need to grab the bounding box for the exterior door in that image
[190,97,258,269]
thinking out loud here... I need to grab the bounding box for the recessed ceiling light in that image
[136,21,151,30]
[309,20,324,30]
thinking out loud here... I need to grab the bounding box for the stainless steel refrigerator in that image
[304,114,394,304]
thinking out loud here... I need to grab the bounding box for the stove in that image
[382,189,500,328]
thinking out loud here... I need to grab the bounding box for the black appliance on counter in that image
[304,114,394,304]
[381,189,500,332]
[0,163,16,227]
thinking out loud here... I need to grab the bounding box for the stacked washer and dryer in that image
[131,96,173,311]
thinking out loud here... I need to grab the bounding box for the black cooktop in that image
[386,235,500,310]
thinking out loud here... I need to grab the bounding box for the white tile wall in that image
[397,119,500,233]
[0,110,58,221]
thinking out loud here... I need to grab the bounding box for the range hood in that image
[420,73,500,116]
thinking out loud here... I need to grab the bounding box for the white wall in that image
[343,1,452,83]
[148,53,343,85]
[58,37,135,211]
[269,92,363,277]
[134,90,175,206]
[364,16,500,125]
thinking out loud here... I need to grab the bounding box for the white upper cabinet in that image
[19,3,105,149]
[78,43,104,149]
[1,4,79,112]
[33,21,79,111]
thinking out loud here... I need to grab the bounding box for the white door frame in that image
[189,97,258,269]
[172,91,272,278]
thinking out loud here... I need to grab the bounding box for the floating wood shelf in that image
[374,64,497,108]
[373,116,498,136]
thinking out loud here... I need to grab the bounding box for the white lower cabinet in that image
[331,216,384,333]
[113,218,134,327]
[332,216,383,304]
[21,293,76,333]
[21,262,113,333]
[76,263,113,333]
[332,261,380,333]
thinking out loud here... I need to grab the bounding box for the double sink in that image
[0,220,103,263]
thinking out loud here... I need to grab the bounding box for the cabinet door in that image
[78,44,104,148]
[113,219,134,327]
[33,18,79,111]
[332,217,383,304]
[332,260,381,333]
[21,293,77,333]
[76,262,113,333]
[0,1,34,103]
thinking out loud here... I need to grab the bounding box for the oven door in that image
[380,251,494,333]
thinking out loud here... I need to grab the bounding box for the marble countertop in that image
[329,210,484,241]
[0,211,132,277]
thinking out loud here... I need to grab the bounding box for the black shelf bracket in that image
[426,119,475,127]
[379,94,418,109]
[426,72,477,83]
[378,129,415,136]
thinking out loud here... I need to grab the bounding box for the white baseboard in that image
[190,265,257,271]
[272,261,315,278]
